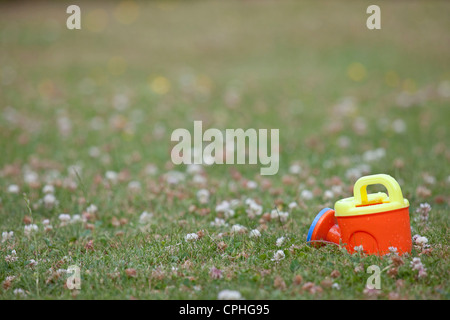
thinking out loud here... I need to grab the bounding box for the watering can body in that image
[307,174,412,255]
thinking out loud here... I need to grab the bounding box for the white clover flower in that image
[249,229,261,238]
[68,164,82,178]
[7,184,20,194]
[2,231,13,243]
[24,170,38,185]
[88,146,101,158]
[331,185,343,195]
[388,247,398,255]
[186,164,203,175]
[86,204,98,214]
[5,276,16,282]
[417,203,431,213]
[71,214,81,223]
[42,184,55,194]
[216,200,230,212]
[24,224,38,236]
[231,224,247,234]
[43,219,53,231]
[323,190,334,200]
[300,189,314,200]
[289,164,302,175]
[144,164,158,176]
[165,171,185,184]
[415,236,428,246]
[5,250,18,262]
[197,189,210,204]
[215,200,235,218]
[209,266,223,279]
[333,96,356,115]
[192,174,207,185]
[288,202,298,210]
[62,177,77,190]
[338,136,350,148]
[410,257,424,271]
[105,171,118,183]
[128,181,141,192]
[363,148,386,162]
[43,193,57,209]
[354,245,364,253]
[345,164,371,181]
[244,198,254,206]
[392,119,406,133]
[139,211,153,224]
[229,199,240,208]
[270,209,289,223]
[13,288,26,297]
[58,214,71,222]
[58,213,71,226]
[424,173,436,185]
[28,259,38,267]
[185,233,199,242]
[418,268,428,278]
[246,200,263,219]
[276,236,285,247]
[416,203,431,222]
[271,250,285,262]
[246,180,258,189]
[210,218,228,227]
[217,289,243,300]
[332,283,341,290]
[193,285,202,291]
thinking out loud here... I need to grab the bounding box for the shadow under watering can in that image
[307,174,412,256]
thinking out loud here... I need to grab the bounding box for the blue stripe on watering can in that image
[306,208,334,243]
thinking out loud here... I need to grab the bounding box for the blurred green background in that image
[1,1,449,179]
[0,0,449,300]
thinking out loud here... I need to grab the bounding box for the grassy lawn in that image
[0,0,449,300]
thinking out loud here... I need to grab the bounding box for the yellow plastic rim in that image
[335,174,409,217]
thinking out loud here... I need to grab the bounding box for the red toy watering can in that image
[307,174,412,255]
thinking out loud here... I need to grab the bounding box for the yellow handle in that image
[353,174,404,206]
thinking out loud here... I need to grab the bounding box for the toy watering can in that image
[307,174,412,255]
